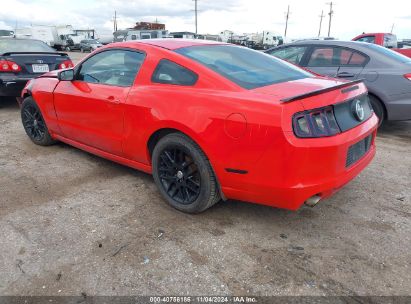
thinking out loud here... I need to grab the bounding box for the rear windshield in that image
[367,43,411,63]
[175,45,312,89]
[0,39,55,54]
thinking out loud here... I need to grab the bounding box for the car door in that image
[266,45,309,65]
[304,45,368,79]
[53,49,145,156]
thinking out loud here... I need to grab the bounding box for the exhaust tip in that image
[305,194,322,207]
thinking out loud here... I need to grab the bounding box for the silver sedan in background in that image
[265,40,411,125]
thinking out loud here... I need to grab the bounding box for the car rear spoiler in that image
[1,52,68,56]
[281,79,364,103]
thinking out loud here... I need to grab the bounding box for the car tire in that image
[369,95,385,127]
[21,97,56,146]
[152,133,221,213]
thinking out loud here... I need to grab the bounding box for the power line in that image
[318,10,325,37]
[326,2,335,37]
[284,5,291,38]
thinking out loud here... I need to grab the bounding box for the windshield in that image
[0,39,55,54]
[86,39,99,44]
[367,43,411,63]
[0,30,13,36]
[175,45,312,89]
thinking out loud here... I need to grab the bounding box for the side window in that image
[347,51,368,66]
[152,59,198,86]
[77,49,145,86]
[307,47,334,67]
[356,36,376,44]
[268,46,307,65]
[131,35,137,40]
[307,47,368,67]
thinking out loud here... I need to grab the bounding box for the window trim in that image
[74,48,146,87]
[151,58,199,86]
[303,45,370,68]
[267,45,310,65]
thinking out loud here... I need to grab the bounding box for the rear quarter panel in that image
[122,85,297,186]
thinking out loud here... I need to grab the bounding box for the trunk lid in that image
[252,77,347,99]
[1,52,69,77]
[252,76,368,110]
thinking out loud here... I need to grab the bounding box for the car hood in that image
[252,77,348,99]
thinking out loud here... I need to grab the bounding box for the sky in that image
[1,0,411,40]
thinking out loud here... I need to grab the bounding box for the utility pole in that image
[318,10,325,37]
[326,2,334,37]
[113,11,118,32]
[284,5,290,38]
[391,23,395,33]
[193,0,198,34]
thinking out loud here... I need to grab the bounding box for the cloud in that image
[1,0,411,40]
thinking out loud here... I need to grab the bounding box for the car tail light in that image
[404,73,411,81]
[58,60,74,69]
[293,106,341,138]
[0,60,22,72]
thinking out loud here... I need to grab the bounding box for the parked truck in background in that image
[218,30,283,49]
[15,25,86,51]
[248,31,284,50]
[352,33,411,58]
[15,26,55,46]
[0,29,14,37]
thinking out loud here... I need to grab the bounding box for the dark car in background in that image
[0,38,73,99]
[79,39,103,53]
[266,40,411,125]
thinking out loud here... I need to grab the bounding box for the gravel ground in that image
[0,51,410,296]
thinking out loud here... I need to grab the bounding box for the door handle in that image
[107,96,120,104]
[337,72,355,78]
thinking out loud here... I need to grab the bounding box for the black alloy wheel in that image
[158,147,201,204]
[21,97,55,146]
[152,133,220,213]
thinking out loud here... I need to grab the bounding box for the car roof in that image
[268,39,411,68]
[286,40,369,47]
[272,40,385,53]
[0,37,44,43]
[121,38,228,50]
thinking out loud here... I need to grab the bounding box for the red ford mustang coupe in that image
[19,39,378,213]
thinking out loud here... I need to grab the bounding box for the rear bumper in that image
[221,114,379,210]
[0,77,32,97]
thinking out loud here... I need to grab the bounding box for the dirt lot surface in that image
[0,51,410,296]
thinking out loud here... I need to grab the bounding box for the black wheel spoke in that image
[157,146,201,205]
[169,185,179,198]
[185,182,199,193]
[186,166,198,178]
[22,104,46,142]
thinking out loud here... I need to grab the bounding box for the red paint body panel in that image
[22,40,378,210]
[352,33,411,58]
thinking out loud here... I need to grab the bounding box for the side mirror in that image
[58,69,74,81]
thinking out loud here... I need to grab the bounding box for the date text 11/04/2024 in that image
[149,296,258,303]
